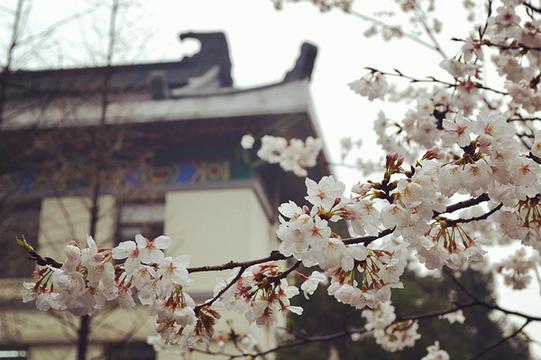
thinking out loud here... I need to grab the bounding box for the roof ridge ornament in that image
[283,42,318,83]
[179,32,233,88]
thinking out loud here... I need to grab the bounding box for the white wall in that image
[165,187,273,294]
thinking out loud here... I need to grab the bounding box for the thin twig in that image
[194,265,249,313]
[436,193,490,216]
[413,0,448,59]
[192,296,534,359]
[444,202,503,225]
[367,67,508,96]
[445,269,541,322]
[350,10,436,52]
[267,260,302,282]
[524,2,541,13]
[469,320,530,359]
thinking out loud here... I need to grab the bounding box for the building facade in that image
[0,32,329,359]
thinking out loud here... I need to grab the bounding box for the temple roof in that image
[2,31,318,101]
[0,32,331,213]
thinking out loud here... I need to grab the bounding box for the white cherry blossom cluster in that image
[277,175,409,309]
[21,235,210,348]
[214,263,303,326]
[439,309,466,325]
[494,247,540,290]
[19,234,305,350]
[496,196,541,252]
[421,341,450,360]
[23,236,118,314]
[348,71,389,101]
[361,301,421,352]
[242,134,323,176]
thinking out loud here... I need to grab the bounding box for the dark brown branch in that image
[445,269,541,322]
[188,251,288,273]
[16,235,62,268]
[368,67,508,96]
[524,2,541,13]
[485,41,541,52]
[194,298,530,359]
[397,301,477,322]
[23,193,497,275]
[435,193,490,216]
[470,320,530,359]
[444,202,503,225]
[342,228,394,245]
[529,152,541,164]
[194,265,249,314]
[517,131,535,139]
[231,328,362,359]
[267,260,302,283]
[413,0,448,59]
[508,117,541,122]
[452,37,541,53]
[188,230,394,274]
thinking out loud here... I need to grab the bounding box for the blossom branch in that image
[445,269,541,322]
[366,67,508,96]
[16,235,62,269]
[194,265,249,314]
[19,193,494,275]
[267,260,302,283]
[349,10,437,52]
[524,2,541,14]
[193,298,521,359]
[451,37,541,53]
[412,0,448,59]
[435,193,490,216]
[444,202,503,225]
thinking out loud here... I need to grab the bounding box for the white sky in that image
[2,0,541,357]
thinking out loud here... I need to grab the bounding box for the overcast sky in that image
[2,0,540,356]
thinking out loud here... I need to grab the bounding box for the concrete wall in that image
[165,188,273,293]
[39,195,116,252]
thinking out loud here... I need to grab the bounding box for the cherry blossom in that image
[300,271,327,299]
[240,134,255,149]
[439,310,466,324]
[421,341,450,360]
[349,71,389,101]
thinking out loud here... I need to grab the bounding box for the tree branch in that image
[444,202,503,225]
[194,265,249,314]
[435,193,490,216]
[368,67,508,96]
[413,0,448,59]
[470,320,530,359]
[445,269,541,322]
[192,297,532,359]
[524,2,541,14]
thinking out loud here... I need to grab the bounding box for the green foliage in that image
[278,268,530,360]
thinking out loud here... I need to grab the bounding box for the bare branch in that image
[412,0,448,59]
[194,265,249,314]
[469,320,530,359]
[444,202,503,225]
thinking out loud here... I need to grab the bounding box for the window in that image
[0,349,27,360]
[0,201,40,278]
[116,197,164,243]
[104,342,155,360]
